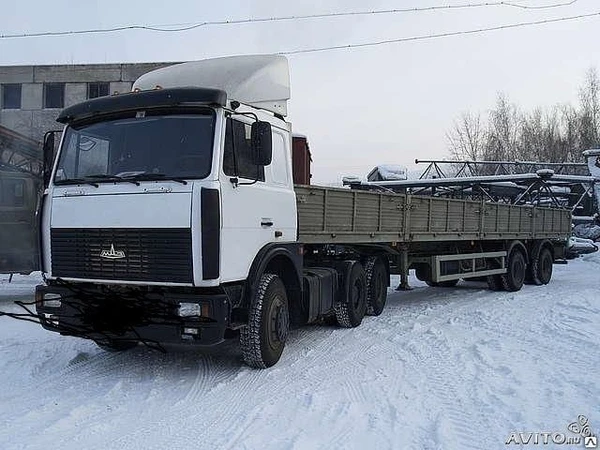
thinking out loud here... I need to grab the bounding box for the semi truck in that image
[35,55,571,368]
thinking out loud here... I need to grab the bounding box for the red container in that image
[292,134,312,185]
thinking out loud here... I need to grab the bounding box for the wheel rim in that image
[512,253,525,285]
[268,297,288,347]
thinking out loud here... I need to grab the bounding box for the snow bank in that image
[1,257,599,450]
[573,223,600,241]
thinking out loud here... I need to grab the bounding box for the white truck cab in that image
[36,56,303,367]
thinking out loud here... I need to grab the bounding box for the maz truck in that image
[35,55,571,368]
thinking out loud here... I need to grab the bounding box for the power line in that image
[282,10,600,55]
[0,0,580,40]
[506,0,578,8]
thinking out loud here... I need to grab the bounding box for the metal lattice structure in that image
[415,159,590,179]
[0,125,42,176]
[345,159,598,218]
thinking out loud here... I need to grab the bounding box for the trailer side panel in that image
[295,185,571,244]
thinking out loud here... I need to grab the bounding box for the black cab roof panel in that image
[57,87,227,124]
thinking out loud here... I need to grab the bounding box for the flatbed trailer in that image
[295,184,569,289]
[32,55,571,368]
[296,185,570,244]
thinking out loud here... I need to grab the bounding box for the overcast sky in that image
[1,0,598,183]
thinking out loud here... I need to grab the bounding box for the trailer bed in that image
[295,185,571,244]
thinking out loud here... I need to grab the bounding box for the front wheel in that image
[240,273,289,369]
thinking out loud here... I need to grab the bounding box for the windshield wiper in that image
[85,174,141,186]
[122,173,188,185]
[54,178,99,188]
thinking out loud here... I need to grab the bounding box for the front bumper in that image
[35,284,230,347]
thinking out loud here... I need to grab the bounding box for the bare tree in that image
[559,104,580,162]
[485,93,521,161]
[446,112,485,160]
[579,67,600,150]
[447,67,599,164]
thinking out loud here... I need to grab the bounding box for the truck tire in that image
[335,262,367,328]
[486,274,504,291]
[414,264,430,282]
[501,249,526,292]
[365,257,387,316]
[425,280,459,288]
[96,340,138,352]
[530,247,553,285]
[240,273,289,369]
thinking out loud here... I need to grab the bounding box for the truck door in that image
[219,117,296,283]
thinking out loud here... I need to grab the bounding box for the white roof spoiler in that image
[133,55,290,116]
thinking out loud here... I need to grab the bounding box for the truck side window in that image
[223,118,265,181]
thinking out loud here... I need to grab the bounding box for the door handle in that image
[261,220,274,227]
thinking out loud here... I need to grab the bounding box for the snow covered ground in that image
[0,255,598,450]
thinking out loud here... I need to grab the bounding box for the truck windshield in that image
[54,110,215,184]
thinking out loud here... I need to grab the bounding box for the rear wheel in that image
[240,273,289,369]
[365,257,388,316]
[486,274,504,291]
[335,262,367,328]
[501,249,527,292]
[530,247,553,285]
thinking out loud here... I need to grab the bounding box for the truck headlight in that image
[178,302,201,317]
[43,293,62,308]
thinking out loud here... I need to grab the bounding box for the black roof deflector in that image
[56,87,227,124]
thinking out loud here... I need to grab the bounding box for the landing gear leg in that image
[396,249,413,291]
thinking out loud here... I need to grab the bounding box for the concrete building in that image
[0,62,174,143]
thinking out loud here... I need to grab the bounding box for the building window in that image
[88,82,110,99]
[44,83,65,108]
[1,84,22,109]
[0,179,25,207]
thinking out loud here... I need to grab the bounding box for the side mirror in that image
[42,131,56,187]
[251,121,272,166]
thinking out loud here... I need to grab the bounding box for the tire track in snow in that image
[403,324,482,450]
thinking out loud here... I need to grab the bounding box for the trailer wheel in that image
[486,274,504,291]
[425,280,459,288]
[501,249,526,292]
[365,257,388,316]
[335,262,367,327]
[96,340,138,352]
[530,247,553,285]
[240,273,289,369]
[414,264,432,282]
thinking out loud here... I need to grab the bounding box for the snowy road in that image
[1,254,599,450]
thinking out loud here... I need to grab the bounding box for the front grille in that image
[51,228,193,283]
